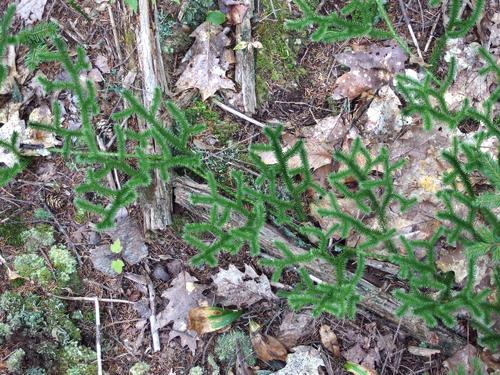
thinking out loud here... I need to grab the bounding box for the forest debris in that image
[107,216,148,265]
[343,343,380,371]
[16,0,48,24]
[212,264,278,308]
[443,39,498,113]
[152,264,170,282]
[21,105,61,156]
[87,68,104,83]
[344,362,378,375]
[407,346,441,357]
[0,45,16,95]
[94,55,111,74]
[187,306,242,335]
[176,22,235,100]
[364,85,410,140]
[319,325,340,357]
[444,344,487,374]
[157,272,209,353]
[251,331,288,362]
[219,0,249,25]
[258,115,347,171]
[0,103,24,168]
[89,245,120,277]
[276,310,315,348]
[270,346,324,375]
[332,41,406,100]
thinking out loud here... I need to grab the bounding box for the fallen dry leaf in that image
[407,346,441,357]
[319,325,340,357]
[212,264,278,308]
[157,272,209,353]
[251,332,288,362]
[0,103,24,168]
[21,105,61,157]
[270,346,324,375]
[16,0,48,24]
[276,310,315,348]
[176,22,235,100]
[332,41,406,100]
[343,343,380,371]
[0,45,17,95]
[94,54,111,74]
[444,344,487,374]
[258,115,347,171]
[443,39,497,114]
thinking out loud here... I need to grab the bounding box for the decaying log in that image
[173,175,467,355]
[234,0,257,114]
[136,0,172,231]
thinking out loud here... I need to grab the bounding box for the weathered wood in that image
[234,0,257,114]
[136,0,172,231]
[173,175,467,355]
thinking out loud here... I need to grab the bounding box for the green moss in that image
[255,0,307,101]
[129,362,150,375]
[6,348,25,373]
[186,100,239,146]
[215,330,255,366]
[13,253,52,285]
[0,218,25,247]
[21,224,55,252]
[0,291,95,374]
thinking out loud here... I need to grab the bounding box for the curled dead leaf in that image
[251,332,288,362]
[407,346,441,357]
[319,325,340,357]
[187,306,242,335]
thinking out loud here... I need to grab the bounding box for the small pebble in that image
[153,264,170,282]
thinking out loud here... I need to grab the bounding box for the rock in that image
[153,264,170,282]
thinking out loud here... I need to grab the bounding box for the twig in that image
[396,0,424,62]
[94,297,103,375]
[107,4,123,62]
[424,11,441,53]
[49,293,135,304]
[211,99,267,128]
[44,202,82,264]
[146,277,161,352]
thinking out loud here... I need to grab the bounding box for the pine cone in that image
[95,119,114,142]
[44,191,67,211]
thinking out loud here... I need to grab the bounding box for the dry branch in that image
[135,0,172,231]
[173,176,467,355]
[234,0,257,114]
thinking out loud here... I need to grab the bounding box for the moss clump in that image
[129,362,150,375]
[215,330,255,367]
[186,100,239,146]
[49,245,78,287]
[13,253,52,285]
[6,348,25,373]
[13,244,78,288]
[255,0,307,102]
[21,224,55,252]
[181,0,215,27]
[0,218,25,247]
[0,291,96,374]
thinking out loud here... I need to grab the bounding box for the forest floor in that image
[0,0,498,374]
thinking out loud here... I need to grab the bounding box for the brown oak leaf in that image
[176,22,235,100]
